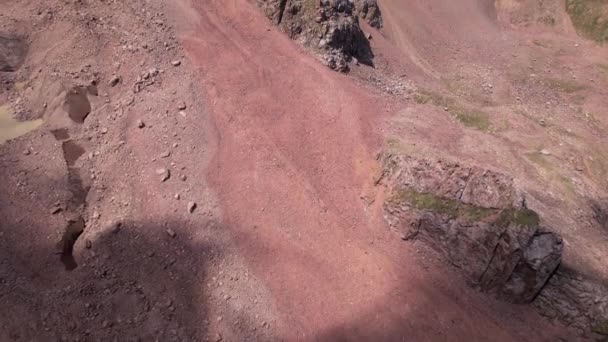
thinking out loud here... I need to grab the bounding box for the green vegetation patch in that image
[566,0,608,43]
[544,77,586,93]
[414,89,492,131]
[495,208,540,228]
[390,188,541,227]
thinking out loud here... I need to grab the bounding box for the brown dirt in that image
[0,0,605,340]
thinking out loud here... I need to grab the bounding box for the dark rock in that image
[354,0,383,28]
[256,0,375,71]
[0,36,27,72]
[591,199,608,230]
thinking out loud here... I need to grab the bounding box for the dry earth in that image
[1,0,607,341]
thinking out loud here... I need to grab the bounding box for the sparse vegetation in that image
[391,188,540,226]
[566,0,608,43]
[414,89,492,131]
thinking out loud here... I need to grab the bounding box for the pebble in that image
[179,174,187,181]
[160,151,171,158]
[171,60,181,66]
[156,168,171,182]
[540,149,551,156]
[177,101,187,110]
[187,201,197,213]
[215,333,223,342]
[174,193,180,200]
[166,228,176,238]
[109,76,121,87]
[100,127,108,134]
[137,119,145,128]
[23,149,31,155]
[85,240,92,249]
[92,211,100,219]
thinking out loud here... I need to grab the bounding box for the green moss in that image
[566,0,608,43]
[592,319,608,335]
[391,188,537,226]
[495,208,540,228]
[400,190,460,217]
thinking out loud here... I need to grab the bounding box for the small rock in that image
[223,294,231,301]
[112,222,122,234]
[50,206,63,214]
[367,33,372,40]
[166,228,176,238]
[23,149,31,156]
[187,201,197,213]
[539,119,546,126]
[179,174,187,181]
[85,240,92,249]
[174,193,180,200]
[215,333,223,342]
[160,151,171,158]
[109,76,121,87]
[171,60,181,66]
[156,168,170,182]
[100,127,108,134]
[540,149,551,156]
[92,211,100,219]
[137,119,145,128]
[177,101,187,110]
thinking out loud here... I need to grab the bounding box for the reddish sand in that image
[167,0,573,340]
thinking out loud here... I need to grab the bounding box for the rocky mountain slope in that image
[1,0,607,341]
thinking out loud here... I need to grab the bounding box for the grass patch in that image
[386,138,418,155]
[544,77,586,93]
[414,89,492,131]
[566,0,608,43]
[452,108,491,131]
[390,188,539,226]
[495,208,540,228]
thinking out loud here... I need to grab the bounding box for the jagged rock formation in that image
[536,268,608,337]
[256,0,378,71]
[382,154,563,303]
[354,0,382,28]
[382,153,608,337]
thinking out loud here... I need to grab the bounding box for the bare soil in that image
[1,0,606,341]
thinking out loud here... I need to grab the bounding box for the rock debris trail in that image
[168,0,569,340]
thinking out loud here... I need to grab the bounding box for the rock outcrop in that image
[382,154,563,303]
[382,153,608,337]
[535,268,608,337]
[0,36,27,72]
[354,0,382,28]
[256,0,378,71]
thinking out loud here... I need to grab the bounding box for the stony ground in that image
[1,0,607,341]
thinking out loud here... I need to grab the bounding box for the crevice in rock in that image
[53,130,90,270]
[277,0,288,24]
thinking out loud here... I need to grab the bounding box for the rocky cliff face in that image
[382,153,608,338]
[382,154,563,303]
[256,0,379,71]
